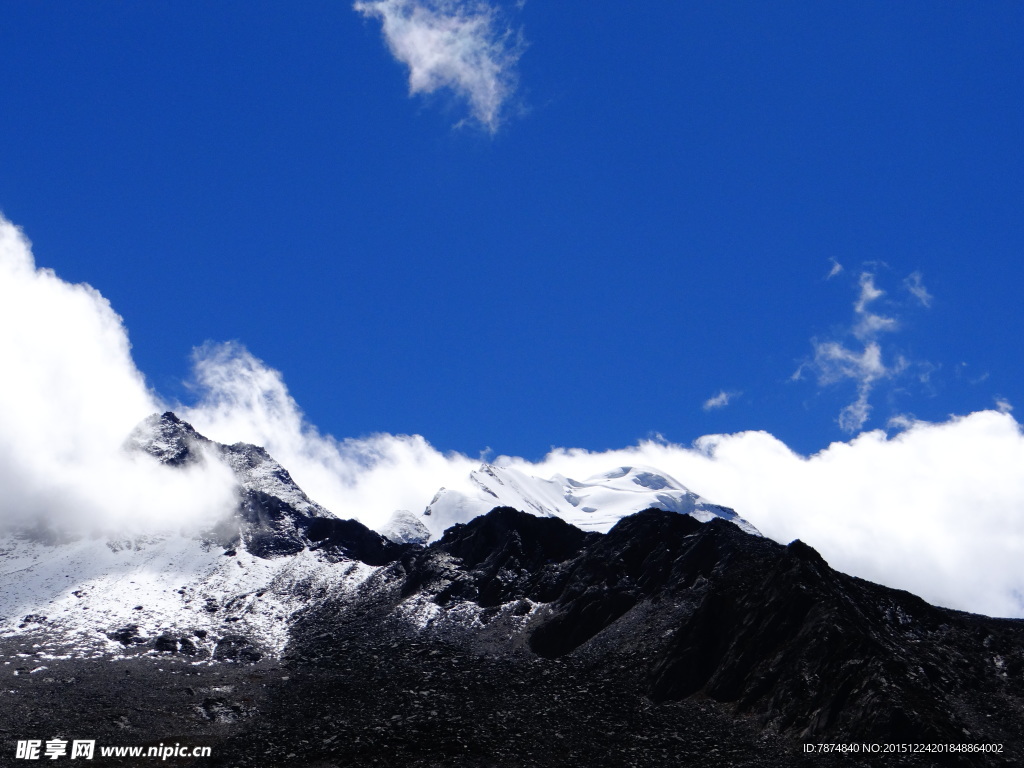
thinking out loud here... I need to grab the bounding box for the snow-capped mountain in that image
[0,412,752,658]
[1,412,391,658]
[420,463,759,540]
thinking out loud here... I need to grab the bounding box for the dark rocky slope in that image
[269,507,1024,766]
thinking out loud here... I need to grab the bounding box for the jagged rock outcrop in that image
[399,506,599,606]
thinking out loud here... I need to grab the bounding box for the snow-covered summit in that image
[419,463,759,540]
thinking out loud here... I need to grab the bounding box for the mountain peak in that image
[421,461,759,538]
[125,410,211,466]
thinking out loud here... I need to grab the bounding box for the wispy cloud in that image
[851,272,897,339]
[795,271,922,433]
[904,270,933,308]
[826,258,843,279]
[703,390,739,411]
[354,0,522,132]
[995,397,1014,414]
[886,413,917,431]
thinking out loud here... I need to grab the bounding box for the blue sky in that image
[2,0,1022,459]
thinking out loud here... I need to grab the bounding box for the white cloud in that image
[354,0,522,132]
[0,215,236,534]
[904,270,933,308]
[826,258,844,279]
[851,272,897,340]
[996,397,1013,414]
[702,390,738,411]
[886,413,917,431]
[4,211,1024,621]
[797,271,923,433]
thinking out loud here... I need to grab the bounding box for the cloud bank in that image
[3,212,1024,619]
[509,415,1024,619]
[0,216,236,533]
[354,0,521,131]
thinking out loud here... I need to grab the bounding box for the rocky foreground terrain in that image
[2,414,1023,767]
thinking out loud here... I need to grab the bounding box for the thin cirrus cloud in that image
[904,270,934,308]
[794,270,932,433]
[353,0,523,132]
[4,211,1024,619]
[702,390,738,411]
